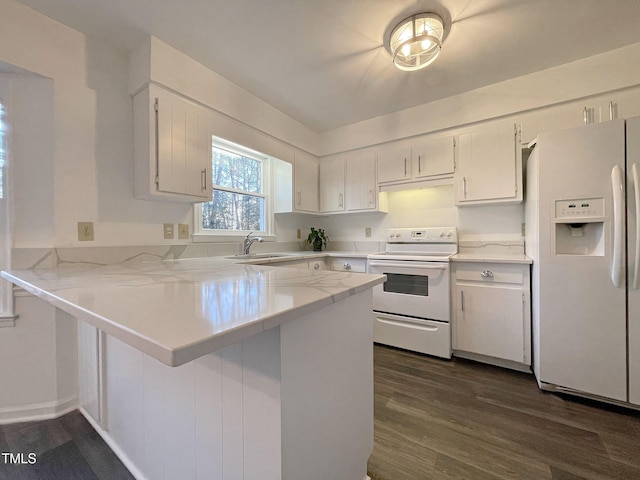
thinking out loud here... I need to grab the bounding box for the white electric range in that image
[367,227,458,358]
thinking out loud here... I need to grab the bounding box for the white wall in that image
[0,1,318,249]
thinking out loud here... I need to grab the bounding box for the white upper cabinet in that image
[319,158,345,213]
[377,142,412,184]
[320,151,387,214]
[378,135,456,188]
[413,136,456,179]
[454,122,523,206]
[345,151,378,211]
[133,84,213,202]
[293,152,318,213]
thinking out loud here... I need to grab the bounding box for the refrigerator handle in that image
[633,163,640,289]
[611,165,625,288]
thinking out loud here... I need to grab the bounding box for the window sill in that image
[191,234,277,243]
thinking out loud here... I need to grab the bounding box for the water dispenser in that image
[554,198,605,256]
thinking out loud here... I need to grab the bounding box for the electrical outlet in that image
[521,222,526,236]
[77,222,94,241]
[296,228,301,239]
[365,227,372,238]
[164,223,175,239]
[178,224,189,240]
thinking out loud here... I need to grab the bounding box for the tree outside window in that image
[201,145,266,232]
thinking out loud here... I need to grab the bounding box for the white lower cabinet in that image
[328,257,367,273]
[273,258,327,270]
[452,262,531,369]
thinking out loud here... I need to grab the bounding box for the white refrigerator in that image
[526,117,640,406]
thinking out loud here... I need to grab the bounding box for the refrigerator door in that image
[535,120,627,401]
[627,116,640,406]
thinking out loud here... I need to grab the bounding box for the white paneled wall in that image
[104,328,282,480]
[81,291,372,480]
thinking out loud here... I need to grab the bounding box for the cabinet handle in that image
[297,191,302,206]
[480,270,494,279]
[343,263,352,270]
[460,290,465,312]
[609,101,615,121]
[463,176,467,198]
[313,262,320,270]
[201,168,207,191]
[368,189,373,205]
[339,193,343,208]
[418,155,422,174]
[404,157,407,176]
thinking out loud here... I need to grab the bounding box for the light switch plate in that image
[164,223,174,239]
[365,227,372,238]
[178,224,189,239]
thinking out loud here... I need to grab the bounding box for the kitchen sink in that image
[227,253,294,260]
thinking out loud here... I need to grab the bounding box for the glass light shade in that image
[390,13,444,71]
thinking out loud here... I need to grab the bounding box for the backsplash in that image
[457,239,525,256]
[11,241,302,270]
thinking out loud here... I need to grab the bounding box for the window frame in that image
[193,137,276,242]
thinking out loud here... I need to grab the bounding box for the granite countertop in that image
[1,256,384,367]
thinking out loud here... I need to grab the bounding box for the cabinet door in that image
[346,152,377,211]
[377,143,411,183]
[320,158,345,213]
[455,123,522,205]
[414,136,455,179]
[156,89,210,199]
[294,152,318,213]
[455,284,525,363]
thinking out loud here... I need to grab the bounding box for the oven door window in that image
[383,273,428,296]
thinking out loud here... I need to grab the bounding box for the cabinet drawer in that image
[310,260,327,271]
[329,257,367,272]
[455,263,525,284]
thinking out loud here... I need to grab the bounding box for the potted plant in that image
[305,227,329,252]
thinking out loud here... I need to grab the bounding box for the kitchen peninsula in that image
[1,257,384,480]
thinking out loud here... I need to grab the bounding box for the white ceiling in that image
[14,0,640,132]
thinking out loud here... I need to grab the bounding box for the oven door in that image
[367,259,450,322]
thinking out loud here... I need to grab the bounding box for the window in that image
[195,137,275,240]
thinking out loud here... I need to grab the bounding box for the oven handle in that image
[367,260,447,270]
[376,317,439,332]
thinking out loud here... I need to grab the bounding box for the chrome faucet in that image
[243,231,263,255]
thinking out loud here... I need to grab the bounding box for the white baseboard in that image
[79,407,149,480]
[0,395,78,425]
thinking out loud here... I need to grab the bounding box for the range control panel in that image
[387,227,457,243]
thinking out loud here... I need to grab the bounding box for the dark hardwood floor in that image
[368,344,640,480]
[2,346,639,480]
[0,410,134,480]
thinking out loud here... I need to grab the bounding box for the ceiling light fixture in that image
[389,13,444,71]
